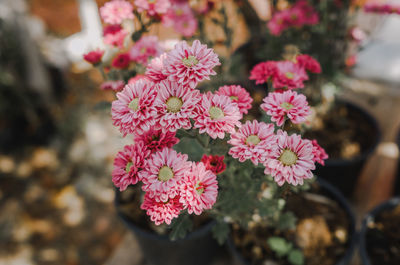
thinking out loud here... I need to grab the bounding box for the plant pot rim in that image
[359,197,400,265]
[227,178,357,265]
[323,100,381,166]
[114,189,216,242]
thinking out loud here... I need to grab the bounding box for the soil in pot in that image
[231,182,353,265]
[364,204,400,265]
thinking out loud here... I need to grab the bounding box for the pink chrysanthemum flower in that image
[264,130,315,186]
[134,128,179,153]
[249,61,277,85]
[111,79,158,136]
[154,80,200,132]
[201,155,226,175]
[141,193,183,225]
[83,49,104,65]
[260,90,311,126]
[228,120,276,165]
[194,93,242,139]
[145,53,168,83]
[112,142,150,191]
[100,0,134,25]
[272,61,309,89]
[163,40,220,89]
[180,162,218,215]
[103,27,128,49]
[296,54,321,74]
[267,10,291,36]
[310,139,328,166]
[134,0,171,16]
[112,53,131,69]
[129,36,164,65]
[140,148,191,202]
[128,75,148,84]
[216,85,253,115]
[100,80,125,91]
[162,2,197,37]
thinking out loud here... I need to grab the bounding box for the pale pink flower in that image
[310,139,328,166]
[100,80,125,91]
[112,142,150,191]
[216,85,253,114]
[173,14,198,37]
[134,0,171,16]
[264,130,315,186]
[162,2,193,27]
[249,61,277,85]
[154,80,201,132]
[261,90,311,126]
[228,120,276,165]
[194,93,242,139]
[129,36,164,65]
[140,148,191,202]
[100,0,134,25]
[145,53,168,83]
[180,162,218,215]
[141,193,183,225]
[272,61,309,89]
[111,79,158,136]
[163,40,220,89]
[103,28,128,49]
[134,128,179,153]
[128,75,148,84]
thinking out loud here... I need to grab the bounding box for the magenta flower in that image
[201,155,226,175]
[134,128,179,153]
[180,162,218,215]
[163,40,220,89]
[249,61,277,85]
[296,54,321,74]
[100,80,125,91]
[310,139,328,166]
[134,0,171,16]
[216,85,253,115]
[264,130,315,186]
[100,0,134,25]
[141,193,183,225]
[112,142,150,191]
[272,61,309,89]
[129,35,164,65]
[111,79,158,136]
[267,10,291,36]
[194,93,242,139]
[83,49,104,65]
[112,53,131,69]
[261,90,311,126]
[228,120,276,165]
[140,148,191,202]
[146,53,168,83]
[154,80,201,132]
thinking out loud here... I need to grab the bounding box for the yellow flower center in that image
[279,149,298,166]
[166,96,183,113]
[158,166,174,182]
[148,0,156,3]
[195,181,205,195]
[129,98,139,111]
[182,55,198,67]
[281,102,294,110]
[140,47,147,54]
[246,135,261,146]
[230,96,238,101]
[125,162,133,173]
[175,9,184,16]
[285,72,295,79]
[209,106,224,120]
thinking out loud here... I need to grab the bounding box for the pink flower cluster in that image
[162,2,198,37]
[268,0,319,36]
[364,3,400,14]
[249,54,321,89]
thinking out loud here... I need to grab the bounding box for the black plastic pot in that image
[227,179,357,265]
[314,101,381,198]
[115,192,220,265]
[359,197,400,265]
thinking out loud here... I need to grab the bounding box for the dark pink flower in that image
[100,80,125,91]
[83,49,104,64]
[112,53,131,69]
[134,128,179,153]
[201,155,226,175]
[216,85,253,114]
[296,54,321,74]
[310,139,328,166]
[272,61,309,89]
[141,193,183,225]
[249,61,277,85]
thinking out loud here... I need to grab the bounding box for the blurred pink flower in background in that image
[100,0,134,24]
[129,36,164,65]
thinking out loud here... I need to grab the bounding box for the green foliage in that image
[169,213,193,241]
[211,220,230,245]
[275,212,297,230]
[173,136,205,161]
[267,237,304,265]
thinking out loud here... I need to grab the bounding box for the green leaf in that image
[276,212,297,230]
[169,214,193,241]
[267,237,293,257]
[288,249,304,265]
[212,221,230,245]
[173,137,205,161]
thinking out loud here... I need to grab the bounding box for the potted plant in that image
[359,197,400,265]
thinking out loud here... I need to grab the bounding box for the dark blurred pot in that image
[227,179,357,265]
[314,101,381,198]
[115,192,220,265]
[359,197,400,265]
[394,131,400,195]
